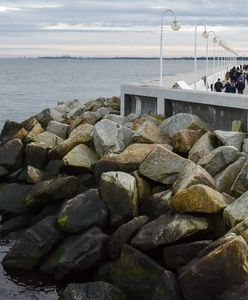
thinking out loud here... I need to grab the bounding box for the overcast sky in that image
[0,0,247,57]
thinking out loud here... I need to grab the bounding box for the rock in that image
[139,145,192,185]
[25,142,49,169]
[214,156,246,193]
[0,183,32,214]
[84,98,105,112]
[230,159,248,197]
[100,171,138,226]
[25,122,44,142]
[198,146,240,177]
[107,216,150,259]
[163,240,212,270]
[46,120,69,139]
[172,163,215,194]
[0,215,30,237]
[34,131,63,148]
[132,120,171,144]
[179,234,248,300]
[119,124,133,148]
[0,139,23,171]
[18,165,48,183]
[60,282,127,300]
[62,144,98,171]
[45,160,63,176]
[68,123,94,138]
[104,114,126,126]
[170,184,226,214]
[110,245,182,300]
[132,171,152,202]
[160,113,209,137]
[139,191,172,219]
[216,282,248,300]
[58,189,108,233]
[2,216,63,269]
[15,128,29,140]
[0,120,22,143]
[172,129,205,153]
[131,114,162,131]
[25,176,78,209]
[188,131,219,163]
[104,96,120,111]
[224,191,248,227]
[40,227,108,279]
[93,119,125,157]
[214,130,248,151]
[229,217,248,243]
[35,108,53,128]
[242,138,248,153]
[131,214,209,251]
[96,106,113,118]
[0,166,9,177]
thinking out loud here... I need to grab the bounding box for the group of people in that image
[213,65,248,94]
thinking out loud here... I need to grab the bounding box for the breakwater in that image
[0,96,248,299]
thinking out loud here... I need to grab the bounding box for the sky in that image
[0,0,247,58]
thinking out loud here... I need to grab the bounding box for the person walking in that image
[214,78,223,92]
[236,78,245,94]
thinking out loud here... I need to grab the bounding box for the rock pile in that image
[0,96,248,299]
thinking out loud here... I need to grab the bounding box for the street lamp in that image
[194,23,209,90]
[213,36,221,78]
[160,9,181,87]
[208,31,216,91]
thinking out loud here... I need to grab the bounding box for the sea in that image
[0,58,230,299]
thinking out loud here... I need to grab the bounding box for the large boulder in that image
[170,184,226,214]
[216,282,248,300]
[18,165,48,183]
[139,145,192,185]
[179,234,248,300]
[25,122,44,142]
[25,142,49,169]
[0,120,23,143]
[34,131,63,148]
[160,113,209,137]
[40,227,108,279]
[69,123,94,138]
[131,214,209,251]
[100,171,138,226]
[2,216,63,269]
[172,129,205,153]
[110,245,182,300]
[46,120,69,139]
[229,217,248,243]
[198,146,240,177]
[224,190,248,227]
[214,130,248,151]
[0,139,23,171]
[60,282,127,300]
[62,144,98,171]
[58,189,108,233]
[230,159,248,197]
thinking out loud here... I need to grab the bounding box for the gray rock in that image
[198,146,240,177]
[45,160,63,176]
[108,216,150,259]
[216,282,248,300]
[68,123,94,138]
[139,145,192,185]
[0,120,23,143]
[60,282,127,300]
[93,119,125,157]
[103,114,126,125]
[172,129,205,154]
[40,227,108,279]
[224,190,248,227]
[25,122,44,143]
[58,189,108,233]
[0,139,23,171]
[25,142,49,169]
[0,215,30,237]
[46,120,69,139]
[18,165,48,183]
[160,113,209,137]
[229,217,248,243]
[214,130,248,151]
[0,166,9,177]
[242,138,248,153]
[100,171,138,226]
[35,108,54,128]
[104,96,120,111]
[34,131,63,148]
[230,159,248,197]
[131,214,209,251]
[2,216,63,269]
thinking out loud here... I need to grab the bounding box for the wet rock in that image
[25,122,44,142]
[214,130,248,151]
[198,146,240,177]
[62,144,98,171]
[107,216,150,259]
[139,145,192,185]
[131,214,209,251]
[170,184,226,214]
[179,234,248,300]
[172,163,215,194]
[93,119,125,157]
[163,240,212,270]
[214,156,246,193]
[229,217,248,243]
[230,159,248,197]
[58,189,108,233]
[40,227,108,279]
[25,176,78,209]
[0,139,23,171]
[224,191,248,227]
[46,120,69,139]
[188,131,218,163]
[60,282,127,300]
[139,191,172,219]
[18,165,48,183]
[0,183,32,214]
[132,171,152,202]
[160,113,209,137]
[216,282,248,300]
[172,129,205,153]
[2,216,63,269]
[100,171,138,226]
[25,142,49,169]
[0,215,30,237]
[34,131,63,148]
[110,245,182,300]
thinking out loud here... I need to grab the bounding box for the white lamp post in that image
[208,31,216,91]
[213,36,221,78]
[160,9,181,87]
[194,23,209,90]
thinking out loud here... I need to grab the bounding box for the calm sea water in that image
[0,58,209,128]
